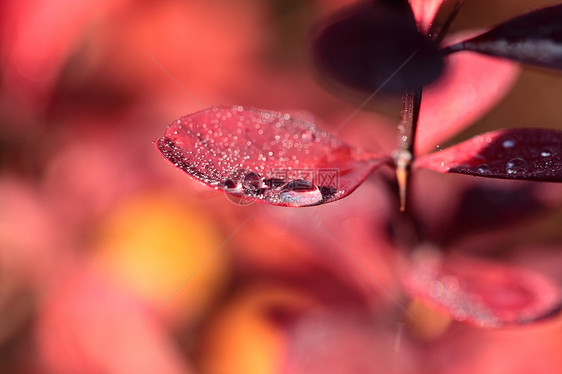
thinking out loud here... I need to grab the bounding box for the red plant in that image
[155,0,562,327]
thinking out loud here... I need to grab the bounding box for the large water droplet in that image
[502,139,515,148]
[283,179,315,191]
[242,172,261,191]
[541,150,552,157]
[278,179,322,206]
[506,158,529,175]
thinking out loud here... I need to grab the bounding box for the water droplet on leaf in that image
[242,172,261,191]
[222,179,238,190]
[475,164,490,174]
[506,158,529,175]
[279,179,322,206]
[502,139,515,148]
[301,130,316,142]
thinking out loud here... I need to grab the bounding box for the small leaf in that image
[416,35,520,155]
[312,1,444,93]
[155,106,385,207]
[408,0,444,34]
[445,5,562,70]
[415,128,562,182]
[402,249,562,327]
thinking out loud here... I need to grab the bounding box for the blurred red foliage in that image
[1,1,561,373]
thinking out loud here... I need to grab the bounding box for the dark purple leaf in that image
[445,5,562,70]
[155,106,385,207]
[402,250,562,327]
[312,1,444,93]
[415,128,562,182]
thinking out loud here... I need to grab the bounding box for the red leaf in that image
[415,128,562,182]
[408,0,444,34]
[155,106,385,207]
[415,45,519,154]
[402,249,562,327]
[445,5,562,70]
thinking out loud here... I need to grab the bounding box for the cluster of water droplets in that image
[218,170,328,206]
[155,106,347,206]
[448,132,560,181]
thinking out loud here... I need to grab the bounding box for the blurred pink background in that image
[1,0,561,373]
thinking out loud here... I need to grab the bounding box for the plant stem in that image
[428,0,464,44]
[393,0,462,212]
[394,88,422,212]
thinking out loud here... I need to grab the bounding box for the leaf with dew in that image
[415,128,562,182]
[155,106,386,207]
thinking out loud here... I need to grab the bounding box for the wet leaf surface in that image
[415,128,562,182]
[155,106,385,207]
[445,5,562,70]
[312,0,444,93]
[402,249,562,327]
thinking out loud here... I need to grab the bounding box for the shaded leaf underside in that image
[155,106,385,207]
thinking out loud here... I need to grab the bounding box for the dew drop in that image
[300,130,316,142]
[278,179,322,206]
[541,150,552,157]
[222,179,237,189]
[475,164,490,174]
[264,178,286,188]
[505,158,529,175]
[242,172,261,191]
[502,139,515,148]
[286,179,315,191]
